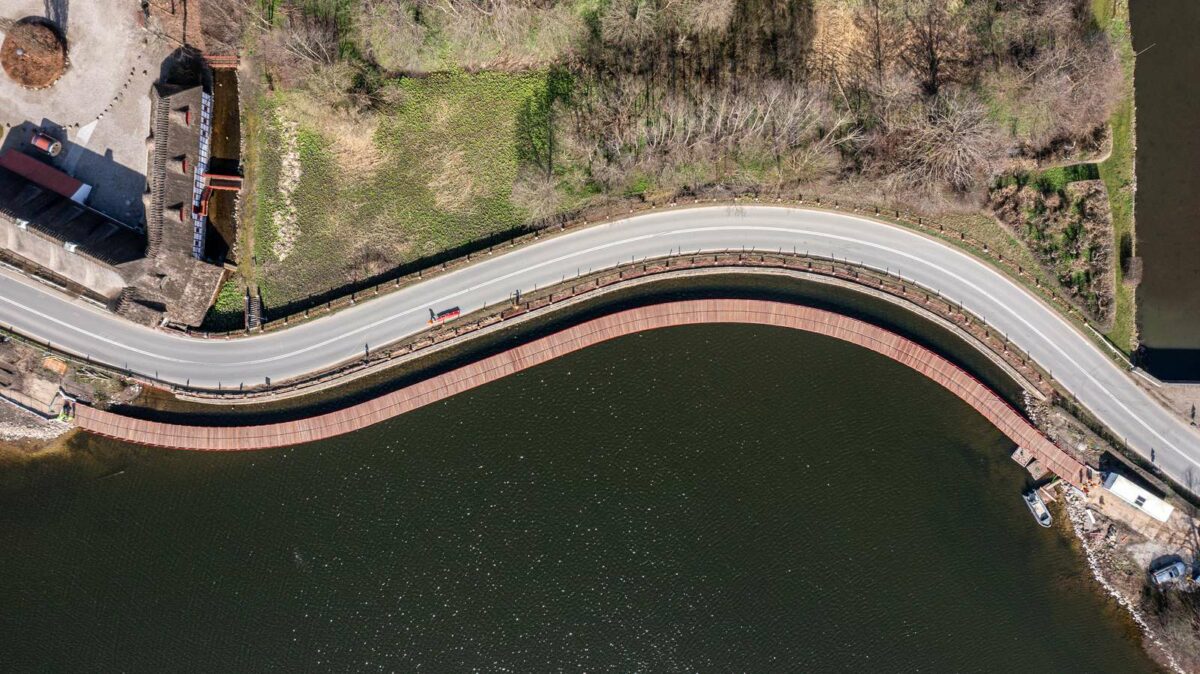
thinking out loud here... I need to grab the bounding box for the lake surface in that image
[0,323,1161,671]
[1131,0,1200,378]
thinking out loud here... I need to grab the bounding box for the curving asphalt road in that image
[2,206,1199,485]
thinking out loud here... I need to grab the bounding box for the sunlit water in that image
[0,325,1159,671]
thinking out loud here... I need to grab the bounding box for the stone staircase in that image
[111,286,135,315]
[245,288,262,330]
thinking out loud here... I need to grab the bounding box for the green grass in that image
[201,279,245,331]
[1034,164,1100,194]
[1095,0,1137,354]
[995,164,1100,194]
[251,71,548,307]
[988,1,1135,350]
[251,98,284,269]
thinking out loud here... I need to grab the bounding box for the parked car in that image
[1151,560,1189,586]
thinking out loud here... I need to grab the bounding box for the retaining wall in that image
[74,299,1086,486]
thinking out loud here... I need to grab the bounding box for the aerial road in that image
[2,206,1198,486]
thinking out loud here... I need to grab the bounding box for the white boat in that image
[1023,489,1053,528]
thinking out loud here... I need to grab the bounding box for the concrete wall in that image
[0,218,126,299]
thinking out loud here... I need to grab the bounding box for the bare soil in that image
[1,19,67,89]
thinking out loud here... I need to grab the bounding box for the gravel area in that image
[0,400,68,443]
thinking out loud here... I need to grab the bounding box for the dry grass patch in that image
[430,150,479,212]
[250,71,547,308]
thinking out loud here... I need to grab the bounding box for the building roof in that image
[0,163,145,266]
[1102,472,1175,522]
[0,150,89,203]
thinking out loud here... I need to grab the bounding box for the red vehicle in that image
[31,131,62,157]
[429,307,460,324]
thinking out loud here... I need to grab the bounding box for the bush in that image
[201,279,245,331]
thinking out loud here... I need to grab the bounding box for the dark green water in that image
[1,325,1160,672]
[1131,0,1200,378]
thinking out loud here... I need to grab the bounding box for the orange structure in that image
[203,54,239,69]
[72,300,1087,486]
[195,173,241,217]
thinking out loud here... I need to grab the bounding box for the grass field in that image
[1094,0,1138,354]
[240,0,1136,343]
[250,71,548,308]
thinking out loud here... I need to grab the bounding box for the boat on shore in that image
[1024,489,1053,528]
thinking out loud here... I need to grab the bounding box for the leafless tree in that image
[681,0,735,37]
[853,0,897,92]
[358,1,428,72]
[261,10,339,88]
[898,92,1000,191]
[512,171,561,219]
[567,76,857,188]
[899,0,966,97]
[601,0,660,47]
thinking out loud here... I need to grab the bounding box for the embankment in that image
[74,299,1086,487]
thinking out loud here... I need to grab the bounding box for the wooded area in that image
[216,0,1125,307]
[226,0,1120,200]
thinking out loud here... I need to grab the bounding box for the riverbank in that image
[0,403,69,445]
[1065,488,1197,673]
[5,269,1186,669]
[0,317,1163,671]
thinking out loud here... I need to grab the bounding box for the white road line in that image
[2,206,1196,477]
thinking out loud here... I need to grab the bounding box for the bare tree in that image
[359,1,429,72]
[261,10,340,88]
[201,0,267,52]
[898,92,1000,191]
[899,0,966,97]
[512,171,561,219]
[568,76,856,188]
[682,0,735,37]
[854,0,896,92]
[601,0,660,47]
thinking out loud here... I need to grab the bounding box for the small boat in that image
[1023,489,1053,528]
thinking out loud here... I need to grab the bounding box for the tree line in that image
[213,0,1122,204]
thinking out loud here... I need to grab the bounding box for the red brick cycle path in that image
[74,300,1085,486]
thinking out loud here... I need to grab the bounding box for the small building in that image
[1102,472,1175,522]
[0,76,226,329]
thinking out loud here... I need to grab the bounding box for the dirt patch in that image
[1,18,67,89]
[41,357,67,376]
[990,177,1115,325]
[271,118,302,262]
[1157,383,1200,429]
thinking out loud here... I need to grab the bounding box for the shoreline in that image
[0,402,70,446]
[1064,488,1190,673]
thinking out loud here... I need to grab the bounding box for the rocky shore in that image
[0,402,69,445]
[1065,487,1197,673]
